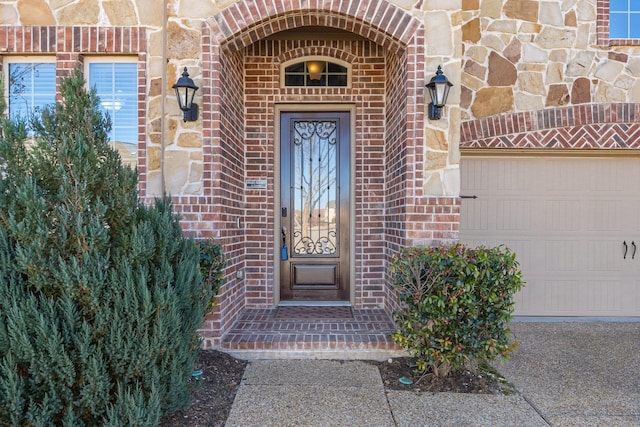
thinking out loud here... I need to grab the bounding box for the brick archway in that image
[198,0,429,347]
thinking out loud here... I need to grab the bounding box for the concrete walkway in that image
[225,322,640,427]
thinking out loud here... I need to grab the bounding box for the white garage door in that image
[460,155,640,316]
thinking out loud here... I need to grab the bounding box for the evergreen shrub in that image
[390,244,524,377]
[0,70,213,425]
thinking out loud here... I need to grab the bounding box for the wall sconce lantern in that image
[173,67,199,122]
[425,65,453,120]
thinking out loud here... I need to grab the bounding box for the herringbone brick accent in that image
[461,104,640,150]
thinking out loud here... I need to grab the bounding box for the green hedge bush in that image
[0,70,213,425]
[390,244,524,377]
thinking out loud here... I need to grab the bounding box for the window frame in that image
[84,56,140,168]
[3,56,57,121]
[280,56,352,89]
[597,0,640,46]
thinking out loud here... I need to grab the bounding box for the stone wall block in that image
[148,146,162,171]
[17,0,55,25]
[566,51,595,77]
[426,149,448,171]
[630,81,640,102]
[487,51,517,85]
[546,62,564,84]
[136,0,163,26]
[464,59,486,79]
[471,86,513,118]
[504,0,539,22]
[564,9,576,27]
[462,17,481,42]
[594,61,625,83]
[425,11,454,55]
[628,57,640,77]
[481,34,505,52]
[503,38,521,63]
[426,126,449,150]
[576,0,596,20]
[549,49,567,62]
[178,0,218,18]
[487,19,518,34]
[0,5,18,24]
[423,171,444,196]
[466,46,488,63]
[461,71,485,91]
[462,0,479,10]
[614,74,634,90]
[522,44,547,63]
[570,77,590,104]
[103,0,137,25]
[535,27,576,49]
[518,71,545,95]
[480,0,502,18]
[178,132,203,148]
[515,92,544,111]
[460,85,473,109]
[518,22,542,33]
[163,150,190,194]
[539,2,563,27]
[595,83,626,103]
[167,21,200,59]
[442,167,460,196]
[50,0,74,8]
[575,23,591,49]
[56,0,99,25]
[546,83,569,106]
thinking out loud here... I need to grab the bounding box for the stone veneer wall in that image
[461,0,640,122]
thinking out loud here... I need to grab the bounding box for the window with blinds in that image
[6,60,56,121]
[88,61,138,167]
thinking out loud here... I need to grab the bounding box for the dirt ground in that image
[160,350,513,426]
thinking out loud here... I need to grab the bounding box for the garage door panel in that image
[460,156,640,316]
[544,200,582,232]
[587,200,631,232]
[585,239,627,272]
[496,200,532,231]
[497,159,537,192]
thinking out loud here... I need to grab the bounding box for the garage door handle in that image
[460,195,478,199]
[623,241,628,259]
[632,241,636,260]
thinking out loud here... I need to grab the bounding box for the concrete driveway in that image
[494,321,640,427]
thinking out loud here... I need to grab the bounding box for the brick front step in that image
[220,308,407,360]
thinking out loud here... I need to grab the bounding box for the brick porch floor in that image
[220,307,405,358]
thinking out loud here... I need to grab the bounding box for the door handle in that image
[623,241,628,259]
[632,241,637,260]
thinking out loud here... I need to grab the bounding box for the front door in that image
[280,111,350,301]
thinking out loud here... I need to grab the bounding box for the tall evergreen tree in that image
[0,70,211,425]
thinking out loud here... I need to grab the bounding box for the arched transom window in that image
[281,57,351,87]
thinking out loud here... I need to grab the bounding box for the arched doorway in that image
[199,0,427,350]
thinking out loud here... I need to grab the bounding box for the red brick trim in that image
[0,26,145,53]
[461,103,640,150]
[205,0,420,51]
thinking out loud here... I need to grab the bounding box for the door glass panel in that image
[292,120,338,256]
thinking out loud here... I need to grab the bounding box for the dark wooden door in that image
[280,112,350,301]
